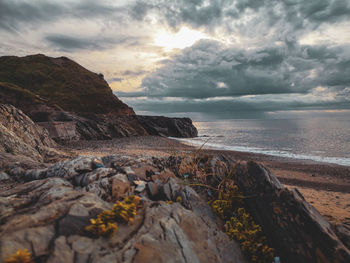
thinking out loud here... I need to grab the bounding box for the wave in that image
[171,137,350,167]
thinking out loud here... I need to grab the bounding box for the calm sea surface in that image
[176,115,350,166]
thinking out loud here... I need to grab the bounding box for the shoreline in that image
[174,137,350,167]
[63,136,350,226]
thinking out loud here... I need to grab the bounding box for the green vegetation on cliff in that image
[0,54,134,115]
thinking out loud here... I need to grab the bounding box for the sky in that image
[1,0,350,119]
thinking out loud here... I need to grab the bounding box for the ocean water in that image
[175,114,350,166]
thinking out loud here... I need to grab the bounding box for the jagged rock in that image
[0,155,246,263]
[44,156,100,179]
[147,182,159,197]
[231,161,350,263]
[6,153,348,263]
[0,104,58,162]
[117,201,244,263]
[136,115,198,138]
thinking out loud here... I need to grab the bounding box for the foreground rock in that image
[0,155,245,263]
[231,161,350,263]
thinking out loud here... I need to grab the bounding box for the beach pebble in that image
[134,180,146,193]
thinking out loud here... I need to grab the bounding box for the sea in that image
[172,111,350,166]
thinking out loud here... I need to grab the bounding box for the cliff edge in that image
[0,54,197,140]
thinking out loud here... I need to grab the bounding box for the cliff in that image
[0,55,197,140]
[0,54,133,115]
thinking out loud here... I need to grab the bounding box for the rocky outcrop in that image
[230,161,350,263]
[74,115,197,140]
[0,155,246,263]
[1,150,349,262]
[0,104,58,163]
[0,55,198,141]
[38,121,78,141]
[136,115,198,138]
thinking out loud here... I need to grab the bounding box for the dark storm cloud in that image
[45,34,144,52]
[0,0,126,32]
[121,40,350,99]
[1,0,349,35]
[130,0,224,29]
[0,0,66,32]
[130,0,350,33]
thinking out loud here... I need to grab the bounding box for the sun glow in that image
[154,26,208,50]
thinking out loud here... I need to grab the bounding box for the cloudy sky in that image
[1,0,350,119]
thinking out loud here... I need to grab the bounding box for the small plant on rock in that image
[5,249,33,263]
[85,218,118,238]
[111,197,139,223]
[210,183,275,263]
[86,195,140,238]
[211,184,244,219]
[225,208,275,263]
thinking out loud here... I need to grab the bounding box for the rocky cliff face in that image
[0,55,198,140]
[0,104,58,163]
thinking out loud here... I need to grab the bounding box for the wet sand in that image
[63,136,350,226]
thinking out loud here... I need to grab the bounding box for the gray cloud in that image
[121,69,148,77]
[108,77,123,82]
[0,0,66,32]
[120,40,350,99]
[120,92,350,119]
[0,0,126,32]
[2,0,349,37]
[45,34,144,52]
[130,0,350,37]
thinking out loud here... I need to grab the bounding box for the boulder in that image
[231,161,350,263]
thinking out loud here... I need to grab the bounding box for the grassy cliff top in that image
[0,54,134,115]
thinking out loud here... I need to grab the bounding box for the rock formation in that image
[0,104,59,163]
[230,161,350,263]
[0,155,246,263]
[0,55,197,140]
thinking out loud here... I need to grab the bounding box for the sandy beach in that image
[63,136,350,227]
